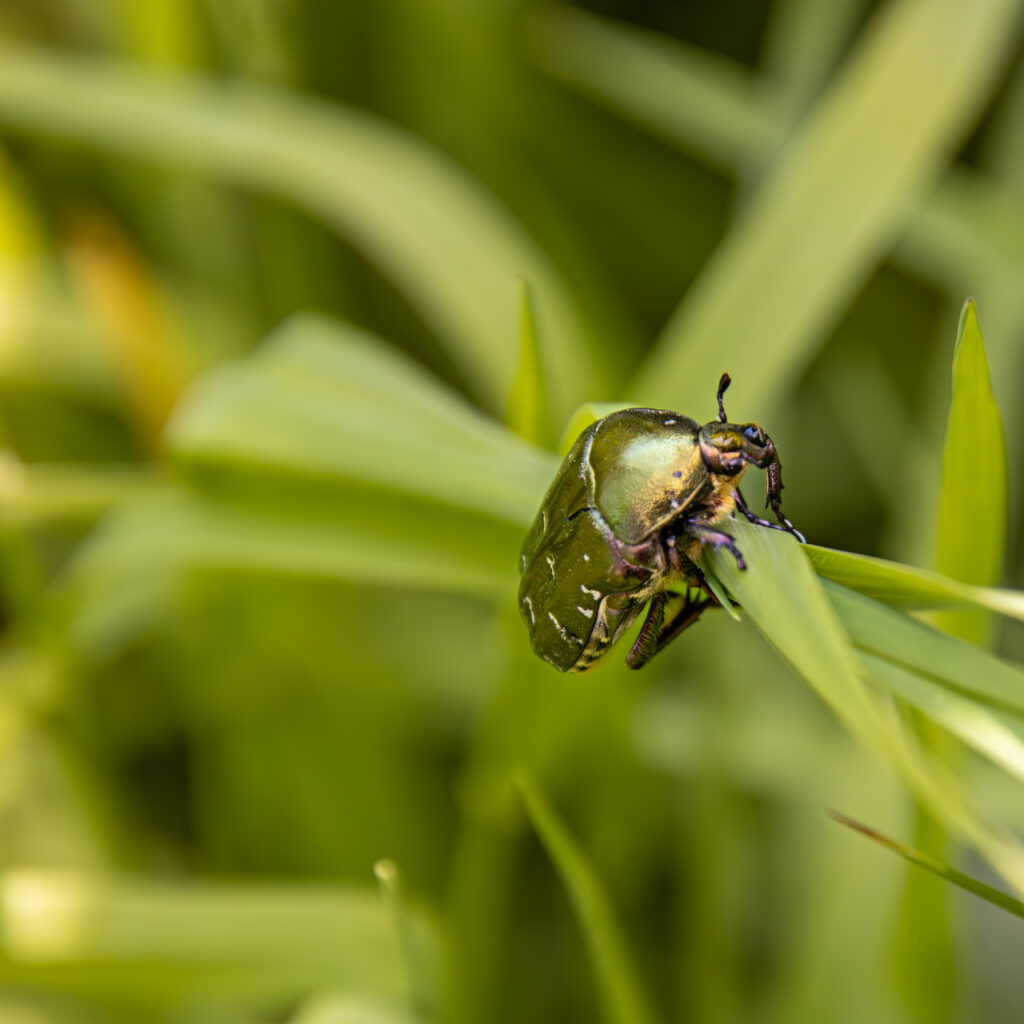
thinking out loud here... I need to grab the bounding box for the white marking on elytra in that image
[541,508,548,532]
[545,553,556,578]
[548,611,581,646]
[577,605,594,619]
[520,553,527,571]
[522,595,535,625]
[670,498,680,509]
[582,552,590,562]
[581,584,602,600]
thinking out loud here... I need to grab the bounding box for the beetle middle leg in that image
[688,523,746,570]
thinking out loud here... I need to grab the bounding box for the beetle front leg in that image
[759,442,806,543]
[735,488,780,530]
[688,524,746,570]
[735,488,805,542]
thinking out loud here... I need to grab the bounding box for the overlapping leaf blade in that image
[167,314,556,527]
[703,519,1024,895]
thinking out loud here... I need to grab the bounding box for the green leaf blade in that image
[0,46,607,420]
[832,814,1024,920]
[934,299,1008,642]
[629,0,1024,412]
[167,314,557,528]
[514,774,659,1024]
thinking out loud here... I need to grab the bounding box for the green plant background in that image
[1,1,1024,1022]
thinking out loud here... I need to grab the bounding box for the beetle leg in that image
[689,524,746,570]
[655,592,713,650]
[735,488,803,540]
[626,592,667,670]
[626,589,713,670]
[765,464,805,541]
[734,488,777,529]
[757,438,806,543]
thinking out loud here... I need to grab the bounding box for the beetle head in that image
[698,422,776,475]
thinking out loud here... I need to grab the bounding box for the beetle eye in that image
[743,425,762,443]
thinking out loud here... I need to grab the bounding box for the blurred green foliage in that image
[0,1,1023,1021]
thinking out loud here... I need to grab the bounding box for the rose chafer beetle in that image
[518,374,804,672]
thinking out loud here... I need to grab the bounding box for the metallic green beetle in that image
[518,374,803,672]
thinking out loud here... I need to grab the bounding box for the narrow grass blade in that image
[831,813,1024,920]
[933,300,1008,642]
[805,545,1024,621]
[558,402,636,456]
[530,6,775,174]
[504,280,552,449]
[0,46,605,419]
[761,0,870,118]
[514,773,659,1024]
[629,0,1024,411]
[374,860,439,1019]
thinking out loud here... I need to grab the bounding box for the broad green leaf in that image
[0,870,435,1009]
[168,314,557,528]
[67,488,518,656]
[933,300,1007,642]
[806,545,1024,621]
[70,315,561,652]
[0,459,152,527]
[0,46,605,420]
[514,773,659,1024]
[703,522,877,733]
[832,813,1024,920]
[702,519,1024,895]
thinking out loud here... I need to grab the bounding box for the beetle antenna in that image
[717,373,731,422]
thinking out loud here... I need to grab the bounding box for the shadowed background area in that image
[0,1,1024,1022]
